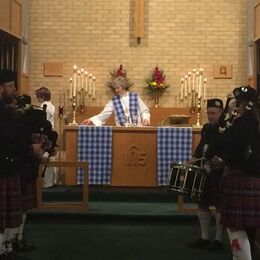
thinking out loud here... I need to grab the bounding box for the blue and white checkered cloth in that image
[77,126,112,185]
[157,127,192,186]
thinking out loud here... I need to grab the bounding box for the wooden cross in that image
[134,0,144,44]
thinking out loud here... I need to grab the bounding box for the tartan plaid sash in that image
[112,93,138,126]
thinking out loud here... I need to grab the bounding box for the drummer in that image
[188,98,225,250]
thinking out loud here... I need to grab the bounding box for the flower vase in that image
[154,91,160,108]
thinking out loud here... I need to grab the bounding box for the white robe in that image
[40,101,55,129]
[90,92,150,126]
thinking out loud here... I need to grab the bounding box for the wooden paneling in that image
[0,0,22,38]
[255,2,260,40]
[0,0,11,32]
[111,127,157,186]
[10,0,22,38]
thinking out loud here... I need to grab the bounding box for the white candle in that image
[198,68,203,98]
[77,70,81,92]
[93,76,96,99]
[184,75,188,97]
[84,71,88,92]
[196,71,199,93]
[192,69,196,91]
[69,77,73,99]
[73,65,77,97]
[88,74,92,97]
[81,69,84,90]
[203,78,207,101]
[188,72,191,94]
[180,78,184,100]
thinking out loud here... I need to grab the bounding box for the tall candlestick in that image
[192,69,196,91]
[69,77,73,99]
[85,71,88,92]
[93,76,96,99]
[203,78,207,101]
[188,72,191,94]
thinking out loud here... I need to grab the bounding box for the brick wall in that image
[29,0,248,123]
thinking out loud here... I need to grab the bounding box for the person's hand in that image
[49,146,58,157]
[81,118,93,125]
[187,157,198,165]
[141,119,150,126]
[32,143,44,158]
[209,156,225,171]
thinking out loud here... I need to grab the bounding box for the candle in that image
[93,76,96,99]
[184,75,188,97]
[192,69,196,91]
[77,70,81,92]
[69,77,73,99]
[196,71,199,93]
[198,68,203,98]
[85,71,88,92]
[89,74,92,97]
[73,65,77,97]
[81,69,84,90]
[180,78,184,100]
[188,72,191,94]
[203,78,207,101]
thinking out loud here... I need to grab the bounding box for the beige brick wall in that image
[28,0,248,121]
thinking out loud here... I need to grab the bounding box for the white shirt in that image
[41,101,55,129]
[90,92,150,126]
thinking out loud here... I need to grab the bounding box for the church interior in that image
[0,0,260,259]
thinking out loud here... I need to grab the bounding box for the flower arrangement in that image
[106,64,133,91]
[145,66,169,93]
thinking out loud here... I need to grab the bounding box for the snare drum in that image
[167,162,207,200]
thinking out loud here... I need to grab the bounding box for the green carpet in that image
[22,222,231,260]
[24,187,234,259]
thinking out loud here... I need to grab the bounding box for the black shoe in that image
[188,238,210,248]
[207,240,224,251]
[12,239,36,252]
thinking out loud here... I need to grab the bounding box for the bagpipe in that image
[16,94,58,154]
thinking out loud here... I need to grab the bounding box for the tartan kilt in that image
[199,171,223,209]
[0,178,6,233]
[221,170,260,228]
[21,179,37,211]
[5,176,22,228]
